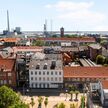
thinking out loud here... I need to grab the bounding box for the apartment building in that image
[29,52,63,88]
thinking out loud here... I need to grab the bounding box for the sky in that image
[0,0,108,31]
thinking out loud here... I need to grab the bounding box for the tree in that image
[30,97,35,108]
[38,96,43,107]
[70,103,75,108]
[9,102,29,108]
[32,40,44,46]
[69,91,74,101]
[0,86,20,108]
[0,86,29,108]
[74,91,79,101]
[58,103,65,108]
[80,96,85,108]
[96,55,105,64]
[68,85,76,92]
[44,97,48,108]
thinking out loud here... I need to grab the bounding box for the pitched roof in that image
[37,37,95,42]
[0,38,20,43]
[64,67,108,78]
[12,46,43,53]
[0,59,15,71]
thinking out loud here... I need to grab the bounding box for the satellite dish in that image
[2,50,10,58]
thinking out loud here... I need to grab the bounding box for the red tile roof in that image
[64,67,108,78]
[0,59,15,71]
[12,46,43,53]
[101,80,108,89]
[0,38,20,43]
[37,37,95,42]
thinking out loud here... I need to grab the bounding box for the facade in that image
[37,37,95,46]
[29,52,63,88]
[15,46,43,87]
[0,59,16,87]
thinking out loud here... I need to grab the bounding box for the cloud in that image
[58,10,105,24]
[45,1,94,11]
[45,1,106,30]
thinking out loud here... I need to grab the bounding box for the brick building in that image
[0,59,16,87]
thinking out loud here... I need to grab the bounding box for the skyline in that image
[0,0,108,32]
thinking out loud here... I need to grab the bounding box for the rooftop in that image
[101,80,108,89]
[37,37,95,42]
[0,59,15,71]
[64,67,108,78]
[88,44,102,50]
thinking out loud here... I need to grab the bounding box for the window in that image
[36,65,40,69]
[43,65,47,69]
[43,77,45,81]
[55,77,57,81]
[4,80,7,84]
[31,77,33,80]
[35,71,37,75]
[8,73,12,77]
[59,77,61,81]
[51,71,53,75]
[35,77,37,81]
[43,71,45,75]
[47,71,49,75]
[9,80,12,84]
[32,83,34,88]
[0,80,3,84]
[47,77,49,81]
[55,72,57,75]
[31,71,33,75]
[39,77,41,81]
[39,71,41,75]
[51,77,53,81]
[35,84,37,88]
[59,72,61,75]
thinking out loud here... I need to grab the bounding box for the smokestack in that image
[7,10,10,32]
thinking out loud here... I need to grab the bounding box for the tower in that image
[7,10,10,32]
[60,27,64,37]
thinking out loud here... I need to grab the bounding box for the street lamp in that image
[65,89,68,101]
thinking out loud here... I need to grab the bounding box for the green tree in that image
[74,91,79,101]
[0,86,20,108]
[70,103,76,108]
[57,103,65,108]
[69,91,74,101]
[68,85,76,92]
[38,96,43,107]
[9,102,29,108]
[32,40,44,46]
[96,55,105,64]
[44,97,48,108]
[80,96,85,108]
[30,97,35,108]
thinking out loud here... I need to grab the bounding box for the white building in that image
[99,81,108,106]
[29,52,63,88]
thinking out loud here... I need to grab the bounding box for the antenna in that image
[50,19,53,36]
[7,10,10,32]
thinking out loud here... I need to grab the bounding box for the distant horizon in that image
[0,0,108,32]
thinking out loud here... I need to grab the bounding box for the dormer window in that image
[36,63,40,69]
[43,63,47,69]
